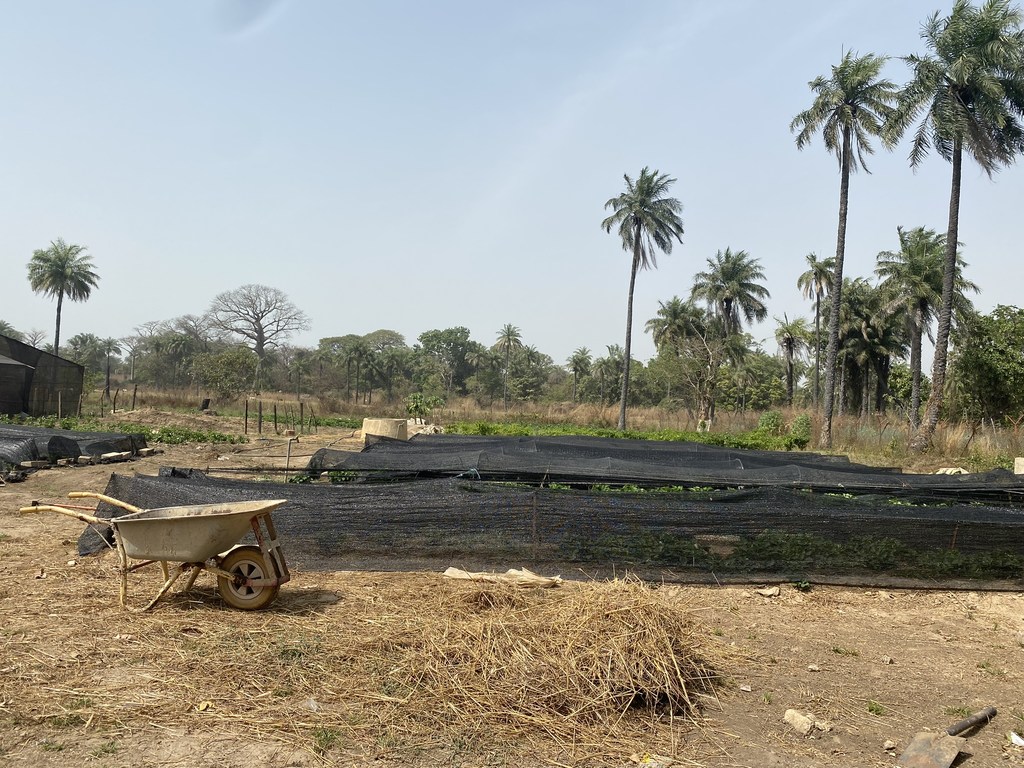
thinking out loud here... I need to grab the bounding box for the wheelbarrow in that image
[20,492,290,611]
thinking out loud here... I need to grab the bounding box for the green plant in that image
[944,705,972,718]
[793,579,812,592]
[756,410,785,436]
[867,700,885,716]
[91,741,119,757]
[406,393,444,422]
[39,740,65,752]
[788,413,812,448]
[832,646,859,656]
[287,473,314,484]
[313,727,344,755]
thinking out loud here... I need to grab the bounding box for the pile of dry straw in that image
[4,558,729,764]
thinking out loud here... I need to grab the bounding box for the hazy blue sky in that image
[2,1,1021,366]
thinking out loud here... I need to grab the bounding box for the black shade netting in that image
[0,424,147,468]
[77,469,1024,590]
[303,434,1024,505]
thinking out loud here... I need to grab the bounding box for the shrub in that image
[788,413,812,449]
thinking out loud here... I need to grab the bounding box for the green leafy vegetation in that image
[0,414,245,445]
[446,420,809,451]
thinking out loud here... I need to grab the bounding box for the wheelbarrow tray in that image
[113,499,287,562]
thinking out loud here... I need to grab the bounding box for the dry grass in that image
[1,558,729,765]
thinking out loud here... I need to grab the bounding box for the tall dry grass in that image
[79,386,1022,469]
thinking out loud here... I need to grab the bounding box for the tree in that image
[207,284,310,362]
[948,305,1024,421]
[875,226,977,427]
[602,167,685,430]
[0,321,22,341]
[415,327,476,398]
[886,0,1024,450]
[690,248,770,336]
[26,238,99,358]
[566,348,592,403]
[796,252,836,410]
[791,51,898,447]
[23,329,46,347]
[100,337,122,399]
[191,347,260,399]
[493,324,524,411]
[775,315,812,406]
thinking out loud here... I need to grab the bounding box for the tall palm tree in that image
[566,347,592,403]
[26,238,99,358]
[886,0,1024,450]
[791,51,898,447]
[602,167,685,430]
[691,248,770,336]
[492,324,523,411]
[796,252,836,410]
[775,315,812,406]
[875,226,978,426]
[100,337,122,399]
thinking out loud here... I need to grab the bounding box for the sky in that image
[2,0,1022,367]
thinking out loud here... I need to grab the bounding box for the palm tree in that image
[775,315,812,406]
[100,337,122,399]
[885,0,1024,450]
[602,167,685,430]
[646,297,707,355]
[876,226,978,426]
[791,51,898,447]
[26,238,99,358]
[594,345,625,405]
[691,248,770,336]
[492,324,523,411]
[796,252,836,410]
[0,321,22,341]
[566,347,592,403]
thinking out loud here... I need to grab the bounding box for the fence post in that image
[244,399,249,436]
[258,400,263,436]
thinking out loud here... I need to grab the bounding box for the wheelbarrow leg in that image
[140,566,185,612]
[182,564,202,593]
[117,537,129,609]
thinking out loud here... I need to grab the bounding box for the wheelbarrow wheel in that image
[217,546,279,610]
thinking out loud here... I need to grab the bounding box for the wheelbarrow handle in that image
[19,504,109,527]
[68,492,143,514]
[946,706,997,736]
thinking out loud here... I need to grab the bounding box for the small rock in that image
[883,739,897,751]
[756,586,781,597]
[66,559,77,567]
[881,655,895,665]
[1015,631,1024,648]
[807,664,820,672]
[739,684,752,692]
[784,709,815,736]
[814,719,833,732]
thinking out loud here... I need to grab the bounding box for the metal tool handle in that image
[946,707,997,736]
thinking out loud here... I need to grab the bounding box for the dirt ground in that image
[1,415,1023,767]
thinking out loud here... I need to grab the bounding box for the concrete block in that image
[362,418,408,444]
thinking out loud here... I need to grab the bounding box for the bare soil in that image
[1,415,1023,767]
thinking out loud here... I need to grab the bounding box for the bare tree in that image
[23,329,47,347]
[207,284,310,361]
